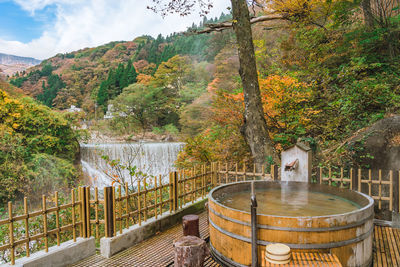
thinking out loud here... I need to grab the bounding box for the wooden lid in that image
[265,243,291,256]
[266,251,291,261]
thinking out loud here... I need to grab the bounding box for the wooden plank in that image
[382,226,392,266]
[378,226,388,267]
[392,228,400,266]
[375,225,382,267]
[386,227,399,266]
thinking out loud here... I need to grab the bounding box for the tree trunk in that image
[174,236,209,267]
[230,0,279,167]
[361,0,374,28]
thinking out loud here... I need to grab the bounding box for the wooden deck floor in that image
[71,212,400,267]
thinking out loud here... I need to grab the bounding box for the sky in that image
[0,0,230,60]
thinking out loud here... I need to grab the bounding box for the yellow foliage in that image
[262,0,339,26]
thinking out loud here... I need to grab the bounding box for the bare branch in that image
[194,13,286,34]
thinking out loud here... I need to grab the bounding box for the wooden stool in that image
[182,214,200,237]
[174,235,208,267]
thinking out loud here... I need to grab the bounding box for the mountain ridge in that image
[0,53,41,66]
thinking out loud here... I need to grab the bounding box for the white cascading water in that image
[80,142,185,187]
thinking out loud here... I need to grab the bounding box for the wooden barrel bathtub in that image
[208,181,374,267]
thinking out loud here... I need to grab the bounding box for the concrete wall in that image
[100,198,208,258]
[2,237,95,267]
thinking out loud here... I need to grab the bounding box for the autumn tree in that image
[149,0,280,167]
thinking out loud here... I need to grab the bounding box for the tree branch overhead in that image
[195,13,285,34]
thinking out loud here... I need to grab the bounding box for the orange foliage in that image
[136,74,152,85]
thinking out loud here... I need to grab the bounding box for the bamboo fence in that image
[1,162,399,265]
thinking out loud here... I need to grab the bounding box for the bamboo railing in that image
[0,189,83,265]
[1,162,400,265]
[317,167,399,213]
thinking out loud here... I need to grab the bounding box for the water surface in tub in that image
[216,188,360,216]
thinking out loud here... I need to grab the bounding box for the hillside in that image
[0,81,81,201]
[9,14,232,112]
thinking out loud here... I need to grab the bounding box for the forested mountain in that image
[9,13,232,112]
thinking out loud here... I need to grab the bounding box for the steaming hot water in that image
[217,187,360,216]
[80,142,184,187]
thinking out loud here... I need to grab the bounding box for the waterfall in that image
[80,142,185,187]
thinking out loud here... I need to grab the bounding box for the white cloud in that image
[0,0,230,59]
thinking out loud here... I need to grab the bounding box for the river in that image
[80,142,184,187]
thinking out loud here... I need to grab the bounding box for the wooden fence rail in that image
[316,167,400,213]
[1,162,400,265]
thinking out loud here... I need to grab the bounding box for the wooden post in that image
[95,187,100,240]
[192,169,195,203]
[42,195,48,252]
[271,165,278,181]
[182,214,200,237]
[340,168,344,188]
[250,181,258,267]
[138,180,142,225]
[144,177,148,221]
[243,162,246,181]
[71,189,76,242]
[368,169,372,196]
[125,183,129,228]
[169,173,173,213]
[55,191,60,246]
[104,186,114,238]
[24,197,30,257]
[87,187,92,237]
[8,202,15,265]
[235,163,238,182]
[155,176,158,219]
[261,165,265,180]
[179,170,186,208]
[118,185,122,234]
[79,187,87,238]
[159,175,163,214]
[358,169,362,192]
[379,169,382,210]
[350,168,354,190]
[393,171,400,213]
[389,170,393,211]
[173,171,179,211]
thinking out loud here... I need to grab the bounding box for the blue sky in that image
[0,1,56,43]
[0,0,230,59]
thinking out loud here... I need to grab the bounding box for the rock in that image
[346,115,400,170]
